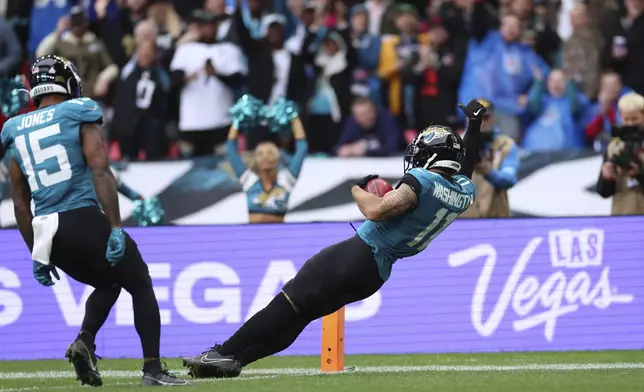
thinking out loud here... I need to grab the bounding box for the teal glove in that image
[33,261,60,286]
[106,228,126,266]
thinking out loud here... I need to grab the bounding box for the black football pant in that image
[50,206,160,359]
[218,235,385,366]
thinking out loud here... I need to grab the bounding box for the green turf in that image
[1,351,643,391]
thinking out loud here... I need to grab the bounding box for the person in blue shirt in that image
[523,68,589,151]
[181,99,487,379]
[226,116,308,223]
[334,96,400,157]
[460,99,519,218]
[1,55,187,387]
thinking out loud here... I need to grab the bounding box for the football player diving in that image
[181,99,488,378]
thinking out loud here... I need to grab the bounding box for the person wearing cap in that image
[460,98,520,219]
[35,6,119,99]
[377,4,429,124]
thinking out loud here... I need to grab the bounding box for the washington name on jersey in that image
[358,168,476,281]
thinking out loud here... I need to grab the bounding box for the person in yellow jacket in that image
[377,4,429,123]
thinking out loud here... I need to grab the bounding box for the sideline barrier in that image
[0,150,608,227]
[0,216,643,360]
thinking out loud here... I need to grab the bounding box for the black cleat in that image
[141,363,190,386]
[182,345,242,379]
[65,339,103,387]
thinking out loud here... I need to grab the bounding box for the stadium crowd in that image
[0,0,642,161]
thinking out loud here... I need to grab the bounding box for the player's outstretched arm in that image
[81,123,122,228]
[9,157,34,251]
[458,100,486,179]
[352,183,418,222]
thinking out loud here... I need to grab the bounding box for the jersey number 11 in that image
[407,208,458,251]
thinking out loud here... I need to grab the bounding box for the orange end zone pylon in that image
[321,307,345,372]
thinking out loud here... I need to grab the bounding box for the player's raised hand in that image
[355,174,379,190]
[106,228,127,266]
[458,99,487,121]
[32,261,60,286]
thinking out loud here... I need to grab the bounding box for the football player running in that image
[182,100,487,379]
[1,55,188,387]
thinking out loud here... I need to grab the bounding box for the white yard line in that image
[1,362,643,383]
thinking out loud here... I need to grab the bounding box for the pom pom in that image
[133,197,165,227]
[0,76,29,118]
[228,94,264,132]
[264,97,299,137]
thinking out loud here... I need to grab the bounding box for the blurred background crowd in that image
[0,0,642,161]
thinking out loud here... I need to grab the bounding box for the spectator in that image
[27,0,74,59]
[523,68,587,151]
[234,6,307,105]
[334,97,399,157]
[306,31,351,155]
[36,6,119,99]
[602,0,644,95]
[112,39,171,160]
[460,99,519,218]
[586,71,632,150]
[561,3,600,99]
[91,0,130,68]
[170,10,245,157]
[147,0,183,58]
[364,0,396,35]
[0,17,23,78]
[511,0,560,66]
[284,3,317,57]
[596,92,644,215]
[348,5,381,105]
[459,11,549,140]
[378,4,428,129]
[204,0,235,41]
[233,0,308,148]
[436,0,477,46]
[4,0,33,52]
[239,0,270,39]
[417,22,466,132]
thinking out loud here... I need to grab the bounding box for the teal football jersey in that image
[358,168,476,281]
[1,98,103,216]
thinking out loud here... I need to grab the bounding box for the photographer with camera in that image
[460,99,520,219]
[596,92,644,215]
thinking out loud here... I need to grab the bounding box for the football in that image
[366,178,393,197]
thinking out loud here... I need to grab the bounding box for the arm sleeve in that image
[287,139,308,177]
[485,143,519,189]
[226,139,248,177]
[397,172,423,199]
[459,118,483,180]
